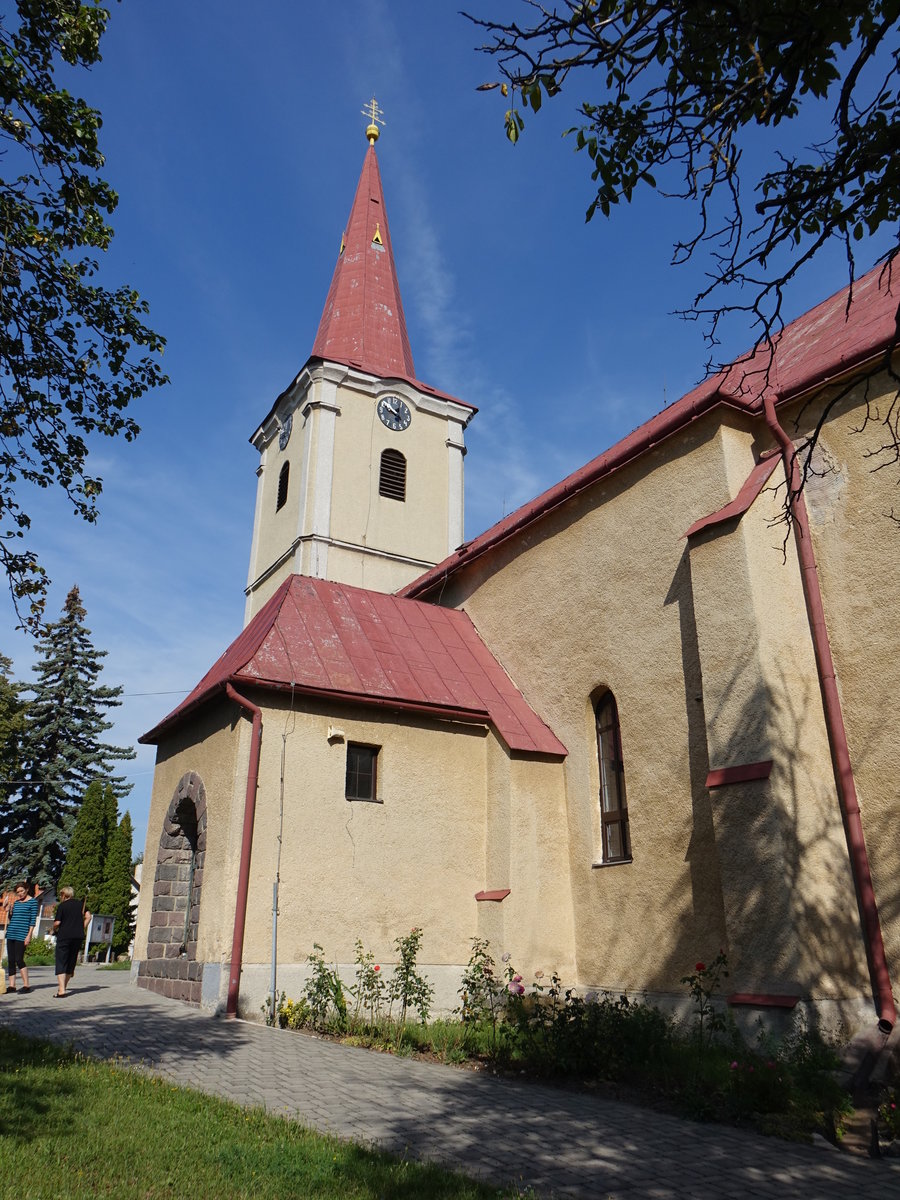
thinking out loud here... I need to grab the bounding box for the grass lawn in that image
[0,1030,527,1199]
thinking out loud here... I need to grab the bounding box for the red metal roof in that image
[402,262,899,600]
[141,575,566,757]
[312,144,415,381]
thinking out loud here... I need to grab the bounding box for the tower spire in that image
[311,104,415,380]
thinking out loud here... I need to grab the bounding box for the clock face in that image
[278,413,293,451]
[377,395,411,431]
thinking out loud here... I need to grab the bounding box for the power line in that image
[122,689,190,697]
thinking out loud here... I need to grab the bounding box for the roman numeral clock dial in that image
[377,395,411,431]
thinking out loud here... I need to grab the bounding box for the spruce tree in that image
[1,586,135,882]
[101,811,135,956]
[0,653,28,816]
[58,780,116,909]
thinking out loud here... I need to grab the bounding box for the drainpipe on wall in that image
[763,392,896,1032]
[225,683,263,1019]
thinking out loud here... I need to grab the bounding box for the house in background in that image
[132,116,899,1038]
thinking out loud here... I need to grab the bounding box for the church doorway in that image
[136,772,207,1004]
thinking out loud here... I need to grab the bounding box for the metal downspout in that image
[225,683,263,1019]
[763,392,896,1030]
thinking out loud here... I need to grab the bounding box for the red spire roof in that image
[312,144,415,379]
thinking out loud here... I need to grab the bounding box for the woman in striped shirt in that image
[5,882,39,993]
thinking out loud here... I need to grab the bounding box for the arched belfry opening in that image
[137,771,207,1004]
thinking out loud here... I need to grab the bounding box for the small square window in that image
[346,743,379,802]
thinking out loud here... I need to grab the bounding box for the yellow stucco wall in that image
[238,697,488,970]
[250,424,302,602]
[429,414,758,995]
[328,381,452,569]
[427,377,896,1012]
[689,450,869,1001]
[477,743,576,979]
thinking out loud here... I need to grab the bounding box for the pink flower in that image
[695,962,706,972]
[507,979,525,996]
[501,952,511,963]
[730,1061,738,1070]
[512,973,522,983]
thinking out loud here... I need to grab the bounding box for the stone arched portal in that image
[137,772,207,1004]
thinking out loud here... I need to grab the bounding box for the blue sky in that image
[1,1,892,853]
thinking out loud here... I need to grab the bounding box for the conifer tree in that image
[101,811,134,956]
[0,653,28,815]
[58,780,116,909]
[0,586,135,882]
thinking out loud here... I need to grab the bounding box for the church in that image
[132,113,900,1038]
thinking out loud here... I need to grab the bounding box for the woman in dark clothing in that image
[53,885,90,997]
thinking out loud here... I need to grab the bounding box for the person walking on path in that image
[52,886,90,997]
[5,881,39,993]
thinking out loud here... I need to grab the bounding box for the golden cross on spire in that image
[362,97,385,144]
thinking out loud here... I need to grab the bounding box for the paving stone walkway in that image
[1,965,898,1198]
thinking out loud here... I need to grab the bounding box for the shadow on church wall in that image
[647,546,874,1022]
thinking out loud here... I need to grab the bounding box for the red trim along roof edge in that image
[475,889,511,902]
[401,263,898,601]
[706,760,773,789]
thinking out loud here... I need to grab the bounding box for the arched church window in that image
[379,449,406,502]
[595,690,631,863]
[276,462,289,511]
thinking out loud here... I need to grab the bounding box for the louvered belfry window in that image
[379,449,406,501]
[276,462,289,511]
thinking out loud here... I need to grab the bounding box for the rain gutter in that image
[225,683,263,1019]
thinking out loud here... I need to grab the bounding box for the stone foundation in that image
[138,771,207,1006]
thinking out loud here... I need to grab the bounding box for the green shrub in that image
[25,936,56,965]
[350,938,385,1026]
[303,944,347,1032]
[386,927,433,1026]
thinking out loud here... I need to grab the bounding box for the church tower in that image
[244,109,475,622]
